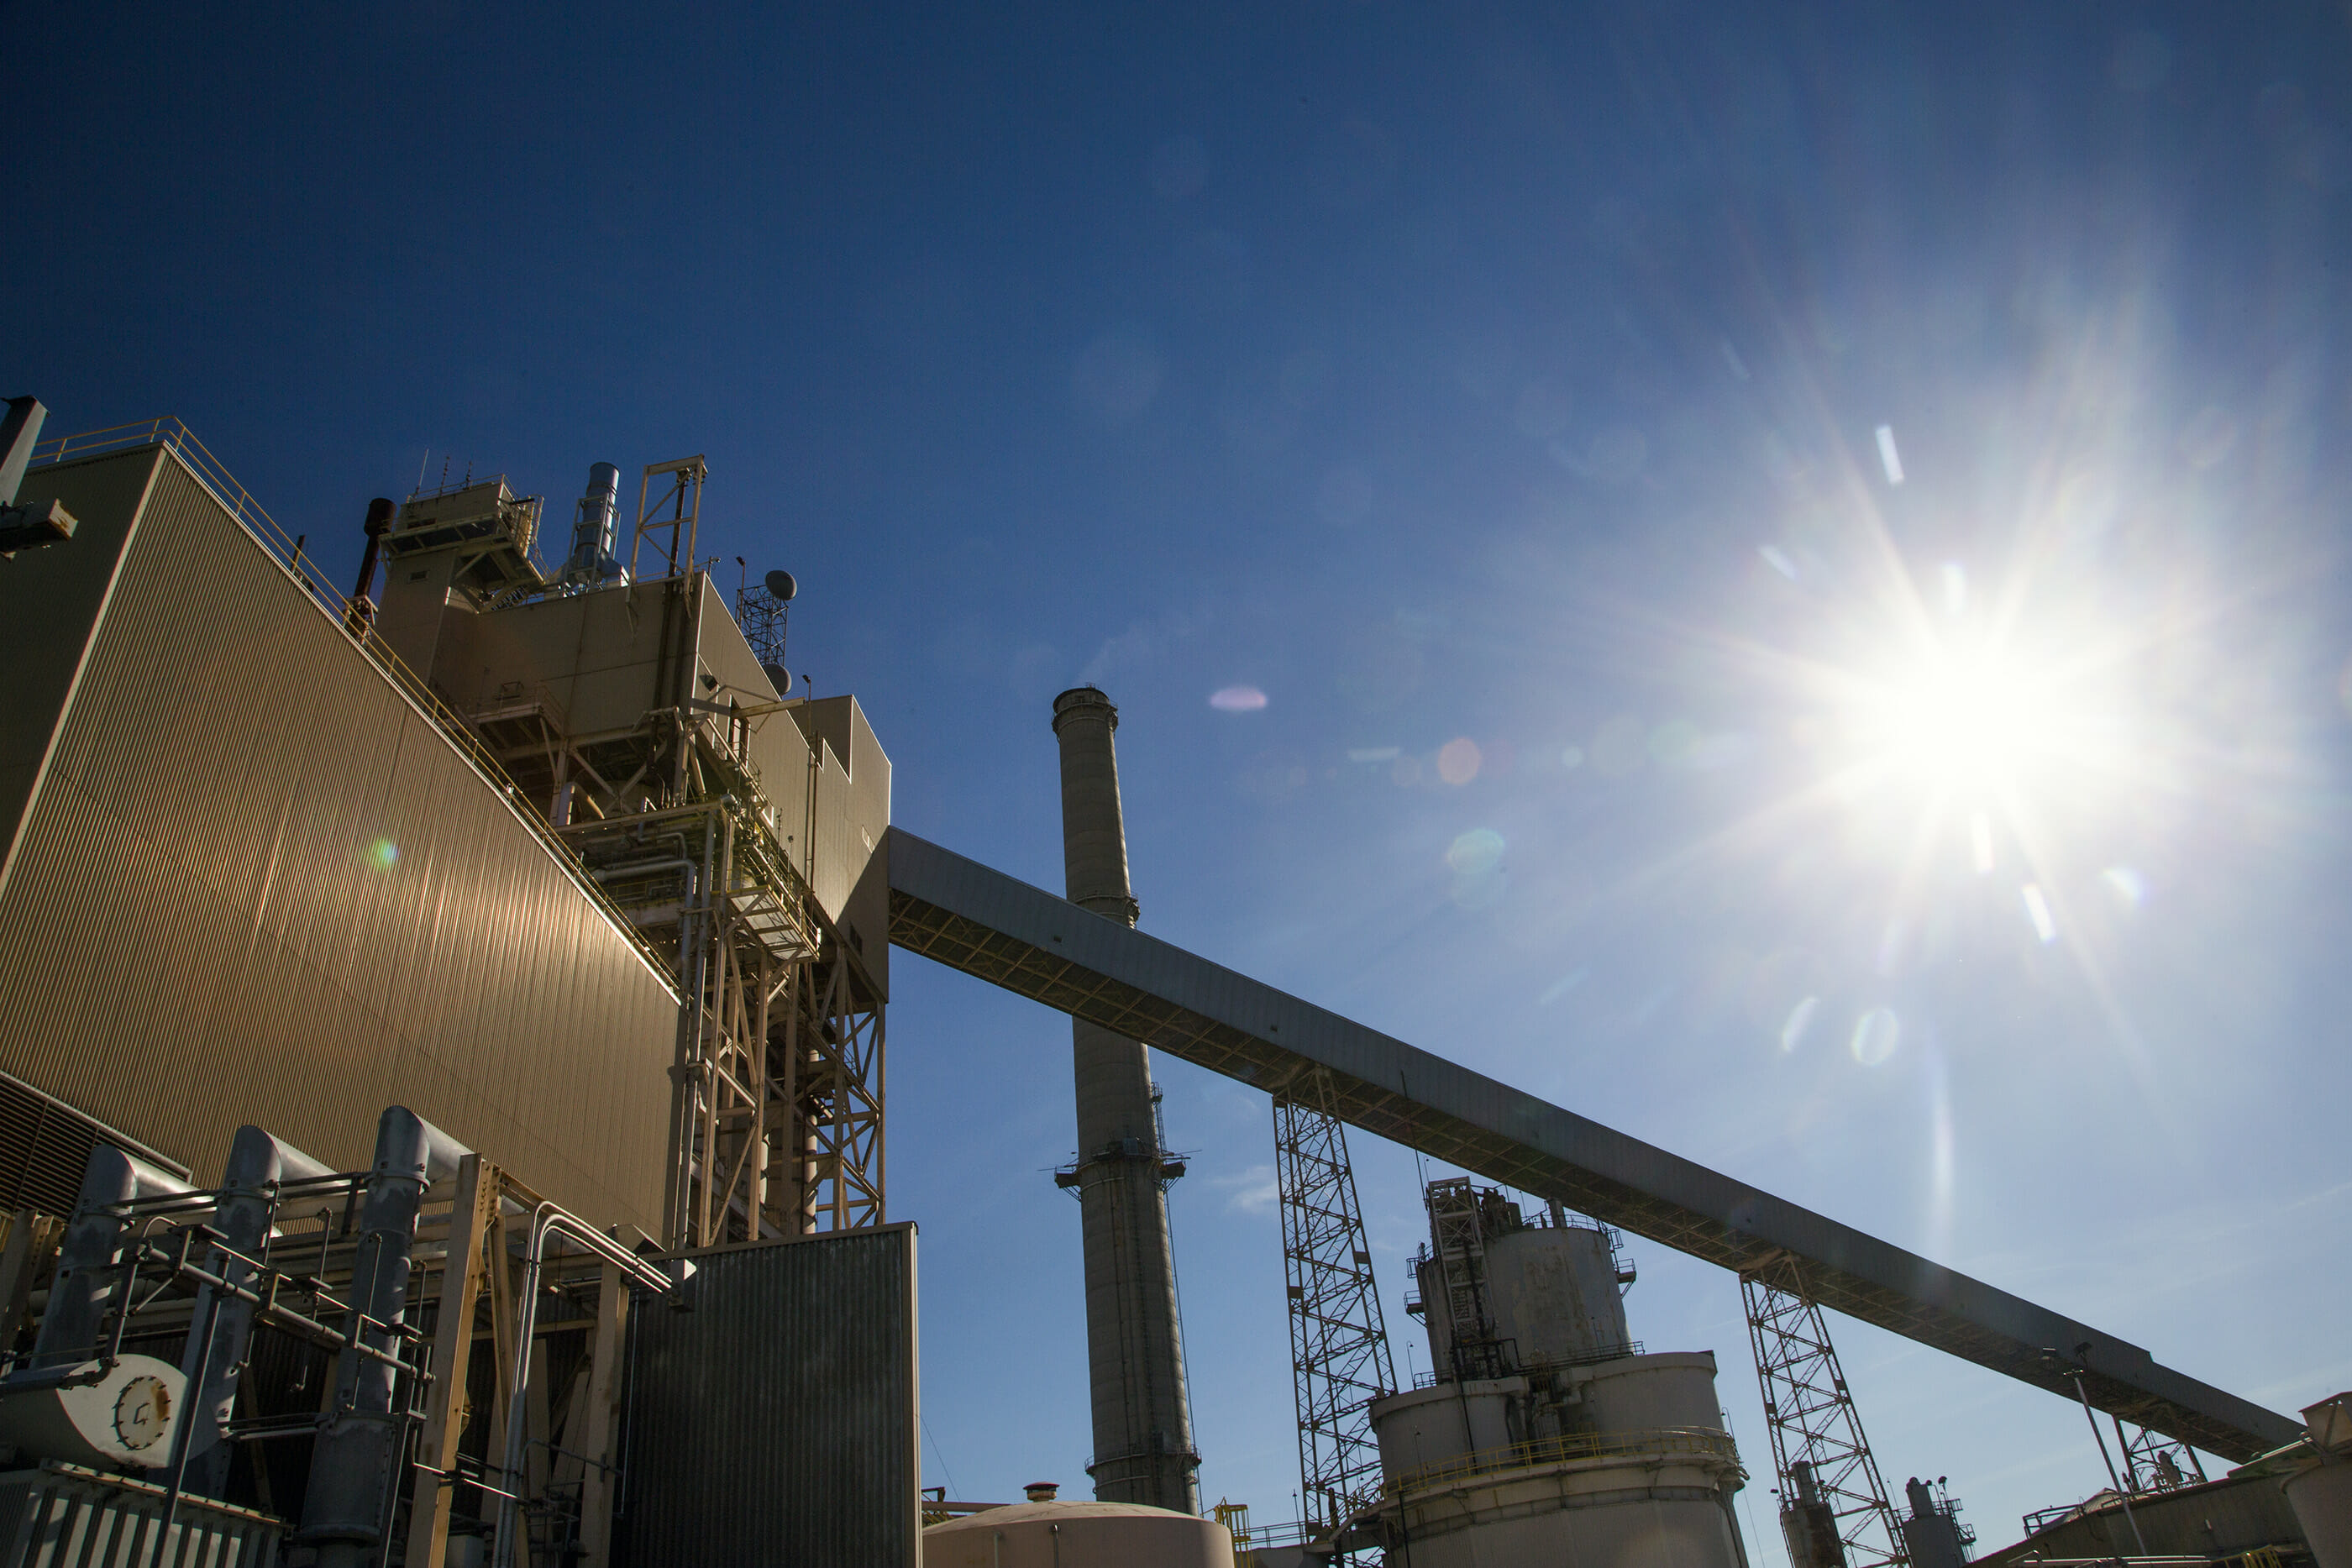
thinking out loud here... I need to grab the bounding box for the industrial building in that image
[0,400,2343,1567]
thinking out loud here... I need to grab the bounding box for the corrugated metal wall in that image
[619,1225,920,1567]
[1981,1471,2306,1563]
[0,448,162,880]
[0,445,678,1229]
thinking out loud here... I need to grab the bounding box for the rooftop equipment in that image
[559,461,629,590]
[1902,1476,1977,1568]
[735,562,796,695]
[344,496,394,632]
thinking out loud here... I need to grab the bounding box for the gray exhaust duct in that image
[1049,686,1200,1513]
[295,1105,469,1566]
[29,1145,191,1372]
[180,1125,336,1497]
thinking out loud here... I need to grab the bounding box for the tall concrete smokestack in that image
[1051,685,1200,1513]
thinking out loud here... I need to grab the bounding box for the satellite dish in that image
[762,662,790,695]
[764,570,797,602]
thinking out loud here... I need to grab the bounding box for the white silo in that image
[1357,1178,1751,1568]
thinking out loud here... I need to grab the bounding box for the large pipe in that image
[1049,686,1200,1513]
[492,1204,672,1568]
[345,497,395,634]
[296,1107,469,1565]
[27,1145,191,1373]
[181,1125,335,1497]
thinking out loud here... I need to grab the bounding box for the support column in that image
[1050,686,1200,1513]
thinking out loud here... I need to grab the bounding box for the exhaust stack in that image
[1050,685,1200,1513]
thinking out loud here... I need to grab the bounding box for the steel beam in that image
[884,827,2298,1463]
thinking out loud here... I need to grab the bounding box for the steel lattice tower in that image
[1743,1255,1909,1568]
[1274,1069,1396,1541]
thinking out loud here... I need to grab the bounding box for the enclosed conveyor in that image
[884,826,2299,1464]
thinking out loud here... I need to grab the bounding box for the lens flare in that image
[2020,883,2057,944]
[1850,1007,1901,1066]
[1210,684,1268,711]
[1779,995,1819,1052]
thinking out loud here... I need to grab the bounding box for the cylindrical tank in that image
[924,1501,1231,1568]
[1051,686,1199,1513]
[1580,1352,1726,1434]
[1480,1224,1631,1366]
[1370,1377,1529,1486]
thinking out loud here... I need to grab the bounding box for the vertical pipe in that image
[2070,1370,2149,1555]
[296,1108,468,1567]
[27,1147,140,1371]
[1050,686,1200,1513]
[345,498,395,636]
[181,1126,333,1498]
[27,1146,188,1373]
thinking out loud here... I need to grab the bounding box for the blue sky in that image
[13,2,2352,1553]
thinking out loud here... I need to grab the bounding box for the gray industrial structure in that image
[0,406,2341,1568]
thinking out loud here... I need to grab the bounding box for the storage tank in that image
[1367,1178,1750,1568]
[1481,1221,1631,1365]
[923,1499,1231,1568]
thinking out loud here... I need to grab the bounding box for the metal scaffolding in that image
[2118,1416,2208,1494]
[549,697,885,1247]
[1273,1069,1395,1541]
[1743,1253,1909,1568]
[468,573,885,1250]
[1422,1176,1514,1382]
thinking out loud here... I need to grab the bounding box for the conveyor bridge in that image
[884,827,2297,1463]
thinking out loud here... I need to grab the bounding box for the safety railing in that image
[1386,1425,1740,1499]
[28,422,675,987]
[1409,1339,1645,1389]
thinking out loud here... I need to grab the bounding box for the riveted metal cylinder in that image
[1052,687,1199,1513]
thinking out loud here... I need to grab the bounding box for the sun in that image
[1856,641,2066,794]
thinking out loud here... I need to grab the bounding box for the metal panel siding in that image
[621,1225,921,1567]
[0,448,676,1230]
[0,448,165,889]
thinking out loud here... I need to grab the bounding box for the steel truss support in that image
[798,944,886,1231]
[628,456,707,581]
[2117,1414,2208,1494]
[662,831,885,1248]
[1743,1254,1908,1568]
[556,695,885,1251]
[1273,1069,1395,1542]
